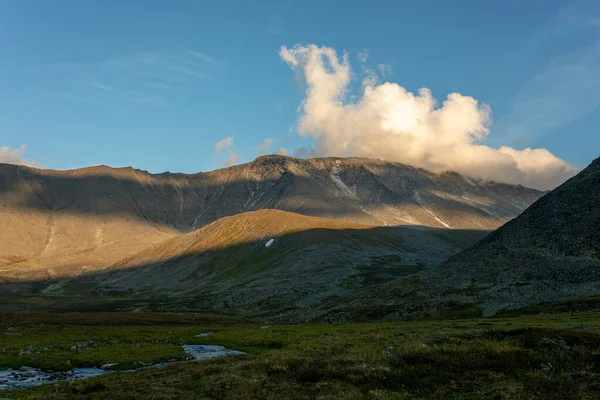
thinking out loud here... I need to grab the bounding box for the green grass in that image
[442,282,490,297]
[423,304,485,320]
[345,263,425,288]
[497,296,600,317]
[2,312,600,399]
[431,229,489,248]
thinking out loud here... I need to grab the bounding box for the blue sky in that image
[1,0,599,183]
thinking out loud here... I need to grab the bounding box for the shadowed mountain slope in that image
[0,210,488,320]
[0,155,542,270]
[431,156,600,315]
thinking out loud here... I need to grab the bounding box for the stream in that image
[0,344,245,391]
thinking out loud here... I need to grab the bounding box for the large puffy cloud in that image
[0,145,40,167]
[280,44,579,190]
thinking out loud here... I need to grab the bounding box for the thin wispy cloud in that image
[0,145,40,167]
[215,135,241,167]
[30,49,226,106]
[215,136,235,153]
[104,50,225,81]
[89,81,130,93]
[257,138,274,154]
[558,3,600,30]
[358,51,369,63]
[293,147,310,158]
[494,5,600,146]
[495,39,600,145]
[377,64,393,77]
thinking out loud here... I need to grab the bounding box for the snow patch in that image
[192,184,225,230]
[460,196,498,217]
[413,191,451,228]
[172,180,184,213]
[329,173,355,197]
[243,182,266,210]
[94,226,103,247]
[463,176,477,186]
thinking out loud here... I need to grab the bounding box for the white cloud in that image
[105,50,225,81]
[257,138,274,154]
[31,49,226,106]
[377,64,393,77]
[224,151,241,167]
[215,135,241,167]
[0,145,40,167]
[361,67,379,89]
[293,147,310,158]
[280,44,579,190]
[215,136,234,153]
[276,147,289,156]
[491,3,600,147]
[558,4,600,30]
[358,51,369,63]
[494,39,600,147]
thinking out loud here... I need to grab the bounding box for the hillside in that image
[0,210,488,319]
[0,155,543,274]
[430,156,600,315]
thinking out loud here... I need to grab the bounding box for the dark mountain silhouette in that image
[432,156,600,315]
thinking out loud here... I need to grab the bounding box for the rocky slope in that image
[1,210,488,319]
[0,155,542,275]
[430,155,600,315]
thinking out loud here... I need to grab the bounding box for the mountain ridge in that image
[0,154,543,295]
[0,153,553,189]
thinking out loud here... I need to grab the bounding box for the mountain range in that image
[0,155,541,277]
[3,154,596,321]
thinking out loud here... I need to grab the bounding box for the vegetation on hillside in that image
[2,311,600,399]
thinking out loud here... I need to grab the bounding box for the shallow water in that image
[0,344,245,390]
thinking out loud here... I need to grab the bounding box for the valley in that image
[2,311,600,399]
[1,154,599,399]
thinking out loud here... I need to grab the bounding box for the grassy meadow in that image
[1,312,600,399]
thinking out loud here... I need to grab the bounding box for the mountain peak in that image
[251,154,298,167]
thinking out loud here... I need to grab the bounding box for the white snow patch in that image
[413,191,451,228]
[243,183,266,210]
[463,176,477,186]
[172,180,184,213]
[429,212,451,228]
[329,173,355,197]
[265,239,274,248]
[192,185,224,230]
[460,196,498,217]
[94,226,103,247]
